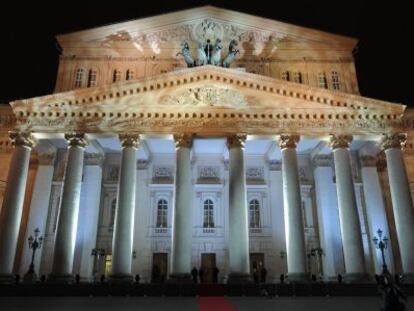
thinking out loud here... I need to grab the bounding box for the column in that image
[227,134,250,283]
[0,132,36,283]
[49,133,87,283]
[110,134,139,282]
[360,155,395,275]
[19,152,55,279]
[170,134,193,282]
[330,135,367,281]
[74,154,104,281]
[381,134,414,281]
[278,134,307,281]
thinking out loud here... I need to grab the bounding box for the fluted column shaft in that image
[278,134,307,281]
[381,134,414,279]
[170,134,193,281]
[0,132,36,282]
[111,134,139,281]
[330,135,366,280]
[50,133,87,282]
[227,134,250,283]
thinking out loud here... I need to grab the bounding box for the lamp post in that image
[372,228,389,275]
[23,228,43,283]
[91,248,106,281]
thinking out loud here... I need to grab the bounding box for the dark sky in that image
[1,1,413,106]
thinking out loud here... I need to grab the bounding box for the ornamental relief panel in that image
[152,166,174,184]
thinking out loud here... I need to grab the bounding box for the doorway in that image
[250,253,265,283]
[201,253,216,283]
[152,253,168,283]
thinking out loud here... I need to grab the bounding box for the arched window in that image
[156,199,168,228]
[113,70,122,83]
[249,199,261,228]
[293,72,302,84]
[318,72,328,89]
[74,68,84,88]
[87,69,97,87]
[126,69,134,81]
[281,71,290,81]
[331,71,341,90]
[203,199,214,228]
[109,198,117,231]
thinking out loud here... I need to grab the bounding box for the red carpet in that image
[198,297,237,311]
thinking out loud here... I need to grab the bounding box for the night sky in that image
[1,1,413,106]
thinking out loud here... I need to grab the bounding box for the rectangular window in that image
[318,72,328,89]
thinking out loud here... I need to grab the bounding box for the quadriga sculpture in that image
[210,38,223,66]
[176,41,195,67]
[223,40,240,68]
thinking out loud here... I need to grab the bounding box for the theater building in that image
[0,6,414,283]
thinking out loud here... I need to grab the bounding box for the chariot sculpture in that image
[177,39,239,68]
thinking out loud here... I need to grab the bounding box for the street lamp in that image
[372,228,389,275]
[24,228,43,283]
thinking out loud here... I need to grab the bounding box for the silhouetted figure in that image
[311,274,317,282]
[100,274,105,283]
[379,274,407,311]
[40,275,46,283]
[375,274,381,284]
[261,267,267,283]
[15,274,20,284]
[152,264,160,283]
[252,266,259,283]
[394,274,401,284]
[191,267,198,283]
[75,274,80,284]
[135,274,140,284]
[280,274,285,284]
[199,267,204,284]
[337,273,343,284]
[212,266,219,284]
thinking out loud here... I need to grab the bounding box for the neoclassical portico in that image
[1,6,414,285]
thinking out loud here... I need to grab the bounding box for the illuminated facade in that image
[0,6,414,283]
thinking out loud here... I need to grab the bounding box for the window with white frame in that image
[293,72,302,84]
[331,71,341,90]
[203,199,214,228]
[318,72,328,89]
[113,70,122,83]
[249,199,261,228]
[156,199,168,228]
[126,69,134,81]
[74,68,84,88]
[281,71,290,81]
[109,198,117,231]
[87,69,97,87]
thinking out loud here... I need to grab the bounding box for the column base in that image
[167,273,192,284]
[0,273,15,284]
[287,273,309,283]
[23,272,38,284]
[109,274,133,284]
[401,273,414,284]
[344,273,371,283]
[47,273,74,284]
[227,273,252,284]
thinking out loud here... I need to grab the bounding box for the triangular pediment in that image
[10,66,406,136]
[56,6,357,57]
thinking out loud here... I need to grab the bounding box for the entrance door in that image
[250,253,265,283]
[201,253,216,283]
[152,253,168,283]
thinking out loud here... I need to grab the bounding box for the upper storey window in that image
[156,199,168,228]
[318,72,328,89]
[113,70,122,83]
[281,71,290,81]
[203,199,214,228]
[74,68,84,88]
[331,71,341,90]
[126,70,134,81]
[293,72,302,84]
[249,199,261,228]
[87,69,97,87]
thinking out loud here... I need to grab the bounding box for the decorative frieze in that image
[246,167,265,184]
[311,154,332,167]
[137,159,150,170]
[84,153,105,166]
[152,166,174,184]
[197,166,220,184]
[268,160,281,171]
[105,165,119,182]
[380,133,407,150]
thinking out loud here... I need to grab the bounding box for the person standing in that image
[261,267,267,283]
[191,266,198,283]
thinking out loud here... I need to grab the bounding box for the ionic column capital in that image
[174,133,193,148]
[119,134,140,149]
[277,134,300,149]
[226,134,246,149]
[9,131,36,149]
[64,133,88,148]
[380,133,407,151]
[329,134,353,150]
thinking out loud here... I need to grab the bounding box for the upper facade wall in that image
[54,6,359,94]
